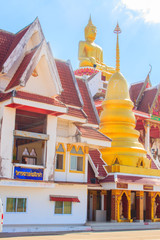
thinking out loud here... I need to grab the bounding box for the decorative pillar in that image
[136,191,144,222]
[146,192,153,221]
[111,190,119,222]
[128,191,131,222]
[144,121,150,151]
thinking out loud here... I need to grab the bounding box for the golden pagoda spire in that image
[99,23,152,176]
[114,22,121,72]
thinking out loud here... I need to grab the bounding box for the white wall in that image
[88,72,101,97]
[43,115,57,181]
[1,183,87,232]
[54,142,88,183]
[23,56,57,97]
[0,107,16,178]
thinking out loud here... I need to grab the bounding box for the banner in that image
[14,166,43,180]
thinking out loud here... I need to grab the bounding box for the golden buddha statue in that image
[78,16,115,80]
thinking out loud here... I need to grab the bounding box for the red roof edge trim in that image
[49,196,80,202]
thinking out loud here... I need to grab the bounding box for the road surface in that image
[1,230,160,240]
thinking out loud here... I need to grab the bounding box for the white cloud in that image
[120,0,160,23]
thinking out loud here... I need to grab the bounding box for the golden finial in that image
[89,14,92,25]
[114,22,121,72]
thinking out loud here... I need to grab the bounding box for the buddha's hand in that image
[89,57,96,65]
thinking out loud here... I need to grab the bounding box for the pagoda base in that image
[106,164,160,176]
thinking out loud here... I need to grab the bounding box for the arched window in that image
[55,143,65,171]
[70,146,84,172]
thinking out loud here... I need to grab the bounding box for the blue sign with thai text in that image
[14,166,43,180]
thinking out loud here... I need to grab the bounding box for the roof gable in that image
[137,87,158,113]
[5,47,37,91]
[129,73,152,108]
[1,18,44,76]
[130,82,144,104]
[5,40,63,98]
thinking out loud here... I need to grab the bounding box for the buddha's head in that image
[85,16,97,43]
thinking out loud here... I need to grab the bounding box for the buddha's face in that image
[85,25,97,43]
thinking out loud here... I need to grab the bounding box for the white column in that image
[43,115,57,181]
[0,106,16,178]
[66,145,70,182]
[101,194,104,210]
[84,148,89,183]
[145,121,150,151]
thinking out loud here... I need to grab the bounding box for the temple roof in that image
[137,87,158,113]
[76,78,99,125]
[89,149,107,177]
[56,60,83,108]
[76,125,111,142]
[129,81,144,104]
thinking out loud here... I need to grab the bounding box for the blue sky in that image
[1,0,160,86]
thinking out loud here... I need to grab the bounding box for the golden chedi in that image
[99,24,151,174]
[78,16,115,80]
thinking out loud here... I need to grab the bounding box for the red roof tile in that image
[137,88,158,113]
[117,175,160,185]
[67,107,86,119]
[77,79,99,125]
[151,160,158,169]
[0,92,13,102]
[14,91,66,108]
[0,25,30,72]
[76,125,111,142]
[55,60,82,108]
[147,154,158,170]
[129,82,144,104]
[89,149,107,177]
[0,31,14,71]
[88,162,99,184]
[6,48,37,91]
[0,90,66,108]
[100,175,115,183]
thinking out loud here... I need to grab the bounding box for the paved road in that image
[1,230,160,240]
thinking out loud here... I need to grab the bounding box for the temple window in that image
[55,143,65,171]
[55,201,72,214]
[70,146,84,173]
[13,110,48,166]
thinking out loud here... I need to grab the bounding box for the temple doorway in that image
[87,190,101,221]
[87,190,109,222]
[119,192,128,221]
[154,194,160,219]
